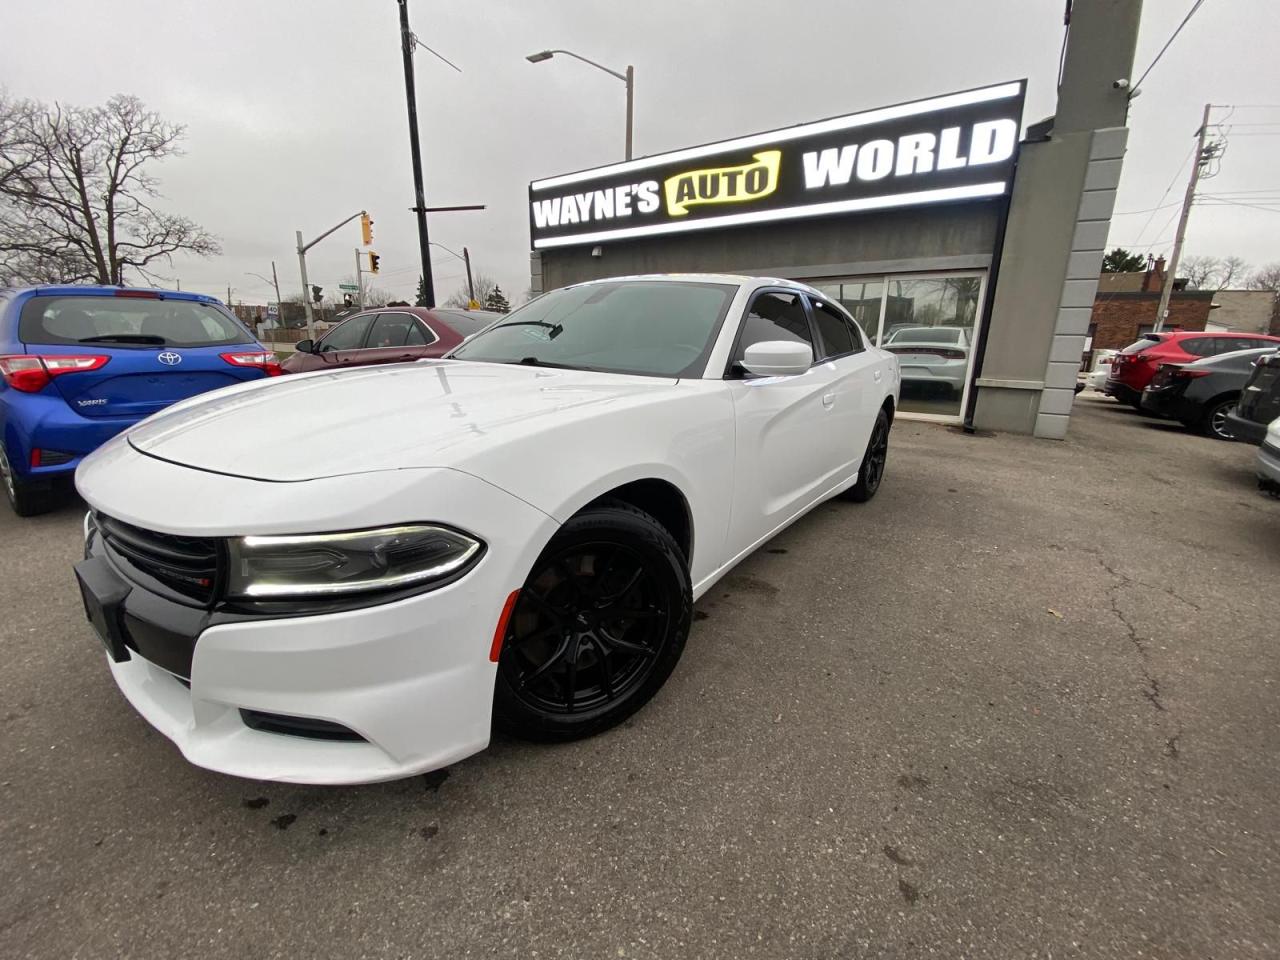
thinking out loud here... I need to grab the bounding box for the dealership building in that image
[528,0,1143,438]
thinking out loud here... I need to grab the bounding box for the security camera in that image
[591,245,603,258]
[1113,78,1130,90]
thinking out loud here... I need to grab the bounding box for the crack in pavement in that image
[1100,560,1173,721]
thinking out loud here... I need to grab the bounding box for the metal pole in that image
[397,0,435,308]
[296,229,315,340]
[355,248,365,310]
[270,261,283,327]
[624,65,634,160]
[463,246,475,306]
[1155,103,1212,332]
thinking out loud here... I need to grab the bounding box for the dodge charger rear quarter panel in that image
[74,275,900,784]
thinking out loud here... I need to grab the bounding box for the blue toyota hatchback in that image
[0,285,280,516]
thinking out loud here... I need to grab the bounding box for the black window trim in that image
[804,292,866,361]
[410,315,440,347]
[721,287,820,380]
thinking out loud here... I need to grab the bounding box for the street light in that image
[526,48,634,160]
[430,242,476,307]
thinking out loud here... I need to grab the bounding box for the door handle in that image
[822,393,836,409]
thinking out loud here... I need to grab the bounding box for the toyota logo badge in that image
[158,351,182,366]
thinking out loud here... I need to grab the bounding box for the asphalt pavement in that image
[3,394,1277,959]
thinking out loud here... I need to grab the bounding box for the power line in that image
[1132,146,1195,245]
[1113,200,1182,216]
[1133,0,1211,93]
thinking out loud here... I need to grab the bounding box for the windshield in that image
[449,280,737,378]
[888,327,963,345]
[1120,335,1165,355]
[20,296,254,348]
[433,309,499,337]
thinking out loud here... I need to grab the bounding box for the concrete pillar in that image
[974,0,1143,438]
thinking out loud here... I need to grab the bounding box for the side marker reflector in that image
[489,590,521,662]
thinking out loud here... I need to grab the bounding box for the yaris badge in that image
[158,352,182,366]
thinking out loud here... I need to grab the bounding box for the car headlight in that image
[226,524,483,599]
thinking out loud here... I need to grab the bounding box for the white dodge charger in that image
[74,275,900,784]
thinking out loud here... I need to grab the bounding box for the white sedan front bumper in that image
[77,442,558,784]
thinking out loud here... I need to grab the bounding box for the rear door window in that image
[809,298,862,358]
[19,296,254,348]
[366,313,420,348]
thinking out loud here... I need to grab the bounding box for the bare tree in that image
[1180,255,1221,290]
[1246,263,1280,292]
[0,92,218,286]
[444,272,498,309]
[1217,255,1250,289]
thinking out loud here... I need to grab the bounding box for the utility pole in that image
[226,284,233,307]
[355,248,365,309]
[270,261,283,324]
[624,65,634,160]
[1155,103,1214,332]
[296,230,315,339]
[397,0,435,308]
[463,246,476,306]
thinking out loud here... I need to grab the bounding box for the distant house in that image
[1086,257,1213,362]
[1208,290,1276,335]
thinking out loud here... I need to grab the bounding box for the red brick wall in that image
[1088,293,1214,353]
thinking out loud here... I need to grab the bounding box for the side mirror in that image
[741,340,812,377]
[295,338,314,354]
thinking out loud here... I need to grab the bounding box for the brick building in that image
[1087,289,1214,355]
[1086,256,1212,360]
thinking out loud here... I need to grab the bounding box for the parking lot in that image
[3,394,1277,960]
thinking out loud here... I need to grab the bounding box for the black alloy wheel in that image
[843,408,890,503]
[494,500,692,741]
[1202,398,1237,441]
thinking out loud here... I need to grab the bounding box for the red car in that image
[1104,330,1280,407]
[280,307,501,374]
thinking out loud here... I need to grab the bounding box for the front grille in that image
[95,512,221,603]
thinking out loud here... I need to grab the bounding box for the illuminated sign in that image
[529,81,1026,250]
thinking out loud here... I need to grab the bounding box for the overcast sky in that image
[3,1,1277,304]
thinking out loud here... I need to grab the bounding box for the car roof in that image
[564,273,823,297]
[1167,329,1279,340]
[2,283,223,304]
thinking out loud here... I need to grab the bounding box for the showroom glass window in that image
[802,272,987,421]
[732,292,814,370]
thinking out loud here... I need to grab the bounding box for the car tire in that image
[1201,397,1237,441]
[843,408,890,503]
[0,442,55,517]
[493,500,692,742]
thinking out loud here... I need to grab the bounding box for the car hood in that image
[125,360,680,482]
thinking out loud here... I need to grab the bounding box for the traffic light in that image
[311,284,323,303]
[360,212,373,246]
[368,251,380,275]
